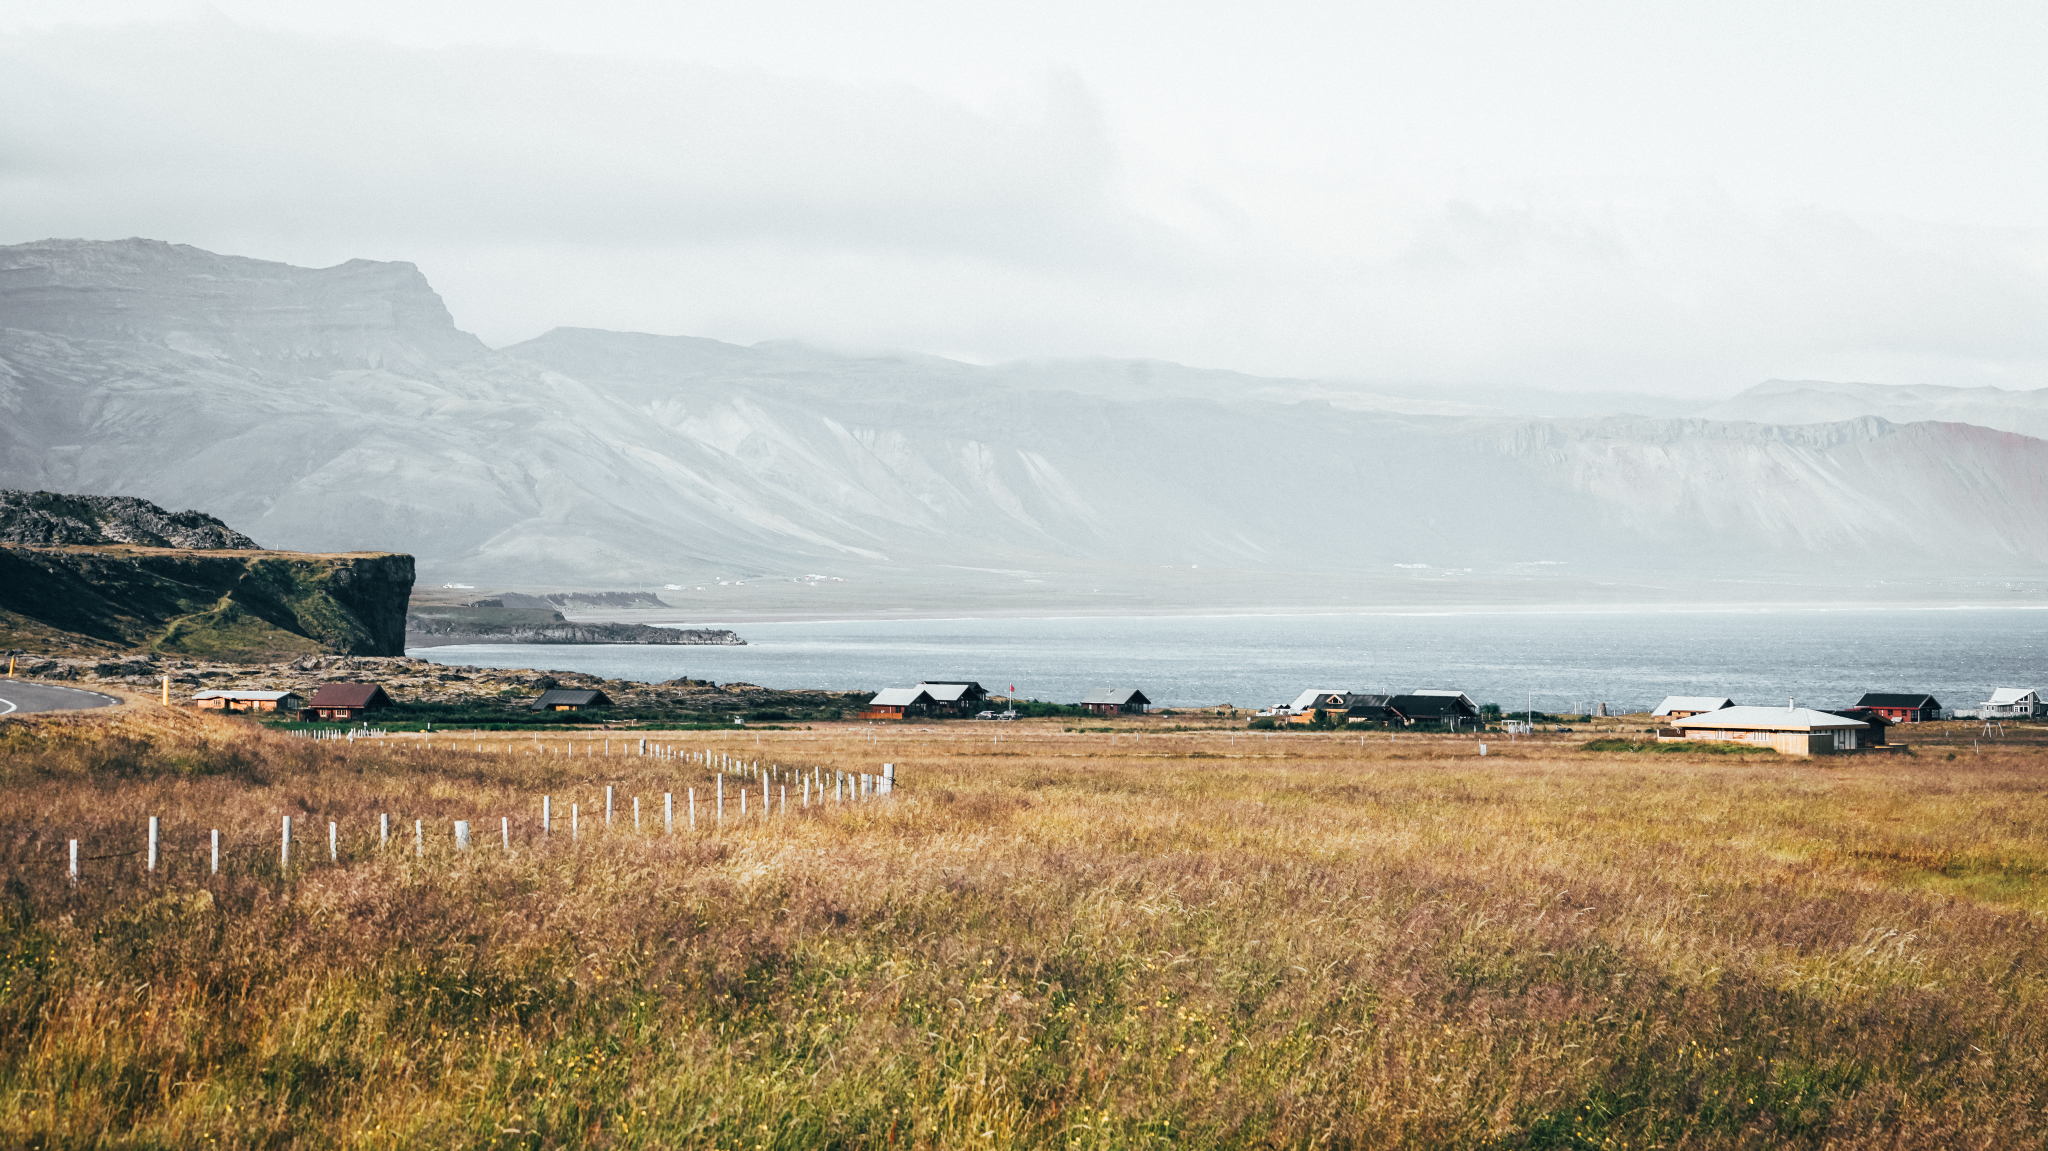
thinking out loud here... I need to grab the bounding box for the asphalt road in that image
[0,681,123,716]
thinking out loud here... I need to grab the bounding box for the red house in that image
[1852,693,1942,724]
[304,683,394,721]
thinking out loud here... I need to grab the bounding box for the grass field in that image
[2,707,2045,1149]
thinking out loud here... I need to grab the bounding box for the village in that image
[171,670,2048,758]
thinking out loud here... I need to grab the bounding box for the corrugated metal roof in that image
[1080,688,1149,706]
[192,690,298,701]
[1674,706,1867,731]
[1988,688,2039,705]
[530,689,611,709]
[869,687,932,707]
[1652,696,1736,715]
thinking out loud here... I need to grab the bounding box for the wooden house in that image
[1853,693,1943,723]
[304,683,393,721]
[1652,696,1737,719]
[916,681,989,717]
[861,687,934,720]
[192,690,303,714]
[1387,691,1481,729]
[1669,706,1868,755]
[530,688,612,712]
[1982,688,2042,719]
[1825,708,1891,745]
[1340,694,1403,724]
[1079,688,1150,715]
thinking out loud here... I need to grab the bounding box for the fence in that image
[57,760,898,884]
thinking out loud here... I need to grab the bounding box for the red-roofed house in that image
[305,683,394,721]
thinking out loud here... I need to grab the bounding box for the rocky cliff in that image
[1,493,414,660]
[1,489,260,549]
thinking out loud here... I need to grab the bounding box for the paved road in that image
[0,681,123,716]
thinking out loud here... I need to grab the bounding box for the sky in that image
[4,0,2048,394]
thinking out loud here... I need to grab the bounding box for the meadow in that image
[2,707,2045,1149]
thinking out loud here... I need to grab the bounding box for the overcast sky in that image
[5,1,2048,394]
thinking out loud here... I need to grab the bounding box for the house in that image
[1284,689,1351,714]
[1652,696,1737,719]
[1982,688,2042,719]
[1340,694,1403,724]
[1387,691,1481,729]
[1668,706,1869,756]
[1079,688,1150,715]
[861,687,934,720]
[192,690,303,714]
[1853,693,1943,724]
[1826,708,1892,745]
[304,683,393,721]
[916,681,989,717]
[529,688,612,712]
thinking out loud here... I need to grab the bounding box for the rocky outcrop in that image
[405,606,741,647]
[1,544,415,660]
[0,490,260,549]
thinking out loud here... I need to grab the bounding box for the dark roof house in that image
[1387,693,1481,726]
[530,689,613,711]
[1853,693,1943,722]
[305,683,393,720]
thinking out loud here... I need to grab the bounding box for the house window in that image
[1833,731,1857,751]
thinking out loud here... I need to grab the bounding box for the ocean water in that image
[407,608,2047,713]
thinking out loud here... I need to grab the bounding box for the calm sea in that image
[406,608,2047,713]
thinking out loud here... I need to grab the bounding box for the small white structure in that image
[1652,696,1737,718]
[1668,706,1868,756]
[1981,689,2042,719]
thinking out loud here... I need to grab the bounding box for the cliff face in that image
[0,489,260,549]
[0,546,415,661]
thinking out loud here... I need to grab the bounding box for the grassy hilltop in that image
[2,708,2045,1148]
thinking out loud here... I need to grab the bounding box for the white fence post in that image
[543,795,552,836]
[281,816,292,867]
[414,819,423,856]
[665,793,673,834]
[572,804,579,842]
[689,787,696,830]
[329,820,338,862]
[455,821,470,850]
[717,776,724,826]
[148,816,159,872]
[69,839,78,883]
[380,813,390,846]
[502,816,510,851]
[633,796,640,832]
[606,786,614,827]
[211,829,219,875]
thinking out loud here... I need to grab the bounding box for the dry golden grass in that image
[2,710,2045,1149]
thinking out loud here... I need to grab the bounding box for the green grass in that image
[1581,736,1777,755]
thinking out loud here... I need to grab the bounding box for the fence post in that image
[329,820,338,862]
[717,775,724,826]
[502,816,510,851]
[762,777,769,818]
[211,829,219,875]
[606,786,614,827]
[633,796,640,832]
[455,821,470,850]
[282,816,292,867]
[148,816,159,873]
[543,795,552,836]
[415,820,423,857]
[664,793,672,834]
[380,813,390,846]
[781,785,786,816]
[884,763,895,795]
[689,788,696,830]
[69,839,78,883]
[572,804,579,842]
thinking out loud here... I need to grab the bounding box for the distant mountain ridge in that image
[0,489,259,549]
[3,238,2045,602]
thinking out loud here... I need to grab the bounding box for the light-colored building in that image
[861,687,933,720]
[1667,706,1869,756]
[1982,688,2042,719]
[192,690,302,714]
[1652,695,1736,718]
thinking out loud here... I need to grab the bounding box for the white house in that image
[1982,688,2042,719]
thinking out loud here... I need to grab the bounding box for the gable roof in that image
[1652,695,1736,716]
[1388,693,1479,718]
[530,688,611,709]
[1287,688,1350,712]
[1674,706,1867,731]
[1409,689,1479,710]
[307,683,391,708]
[869,687,934,707]
[1080,688,1150,706]
[1988,688,2040,705]
[917,682,987,702]
[191,690,299,702]
[1855,693,1942,709]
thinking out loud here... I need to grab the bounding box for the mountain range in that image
[3,237,2045,611]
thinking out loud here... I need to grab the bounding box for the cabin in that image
[1652,696,1737,719]
[529,688,612,712]
[1668,706,1868,756]
[1387,691,1481,729]
[1283,689,1350,714]
[303,683,393,721]
[1079,688,1150,715]
[1853,693,1943,723]
[1982,688,2043,719]
[1826,708,1891,745]
[1340,694,1403,724]
[192,690,303,714]
[861,687,934,721]
[916,681,989,717]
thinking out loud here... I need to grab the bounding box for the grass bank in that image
[2,711,2044,1148]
